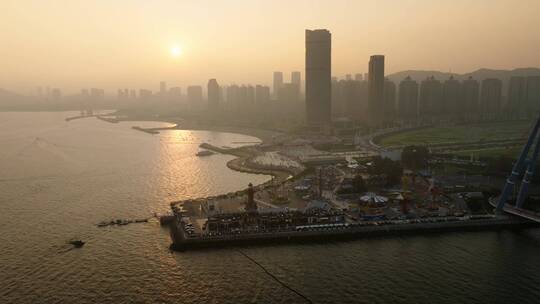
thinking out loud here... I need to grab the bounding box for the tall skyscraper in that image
[305,29,331,125]
[508,76,527,115]
[480,78,502,115]
[398,76,419,121]
[368,55,385,126]
[354,73,363,81]
[273,72,283,98]
[207,79,220,111]
[291,71,301,95]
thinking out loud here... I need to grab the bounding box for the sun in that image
[170,45,183,57]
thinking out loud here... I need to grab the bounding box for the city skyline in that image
[2,0,540,94]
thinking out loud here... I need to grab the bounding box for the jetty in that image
[97,218,149,227]
[170,215,535,250]
[96,116,119,123]
[132,126,159,134]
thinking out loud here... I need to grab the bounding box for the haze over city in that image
[4,1,540,304]
[2,0,540,94]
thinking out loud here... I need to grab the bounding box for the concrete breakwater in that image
[132,126,159,134]
[96,116,119,123]
[170,216,537,250]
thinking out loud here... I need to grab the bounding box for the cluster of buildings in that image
[36,28,540,129]
[36,86,64,101]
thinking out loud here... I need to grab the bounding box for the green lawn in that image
[378,121,532,147]
[450,146,523,159]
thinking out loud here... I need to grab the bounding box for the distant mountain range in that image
[386,67,540,92]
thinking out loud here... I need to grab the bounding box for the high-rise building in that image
[345,80,367,121]
[368,55,385,126]
[419,76,442,120]
[226,85,240,109]
[169,87,182,104]
[90,88,105,100]
[187,85,203,105]
[354,73,363,81]
[291,71,301,95]
[305,29,331,125]
[526,76,540,113]
[278,83,300,104]
[442,76,461,117]
[480,78,502,115]
[331,78,345,117]
[246,85,255,105]
[255,85,270,104]
[160,81,167,95]
[273,72,283,98]
[398,76,419,121]
[51,88,62,100]
[331,79,367,121]
[462,76,479,117]
[383,78,396,124]
[139,89,152,101]
[508,76,527,115]
[207,79,220,110]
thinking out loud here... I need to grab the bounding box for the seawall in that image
[170,216,537,251]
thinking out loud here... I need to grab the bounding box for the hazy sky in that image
[1,0,539,94]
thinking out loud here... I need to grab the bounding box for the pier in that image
[170,215,535,250]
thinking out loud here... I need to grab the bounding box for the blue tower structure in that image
[497,117,540,211]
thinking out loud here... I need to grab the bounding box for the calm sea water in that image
[1,112,540,304]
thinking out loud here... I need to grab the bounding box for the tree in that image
[367,156,403,186]
[401,145,429,170]
[352,174,367,193]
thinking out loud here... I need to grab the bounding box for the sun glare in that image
[170,45,182,57]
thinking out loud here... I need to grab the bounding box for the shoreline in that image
[113,116,298,187]
[170,216,538,251]
[94,114,303,204]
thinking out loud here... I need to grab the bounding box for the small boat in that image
[196,150,215,157]
[69,240,85,248]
